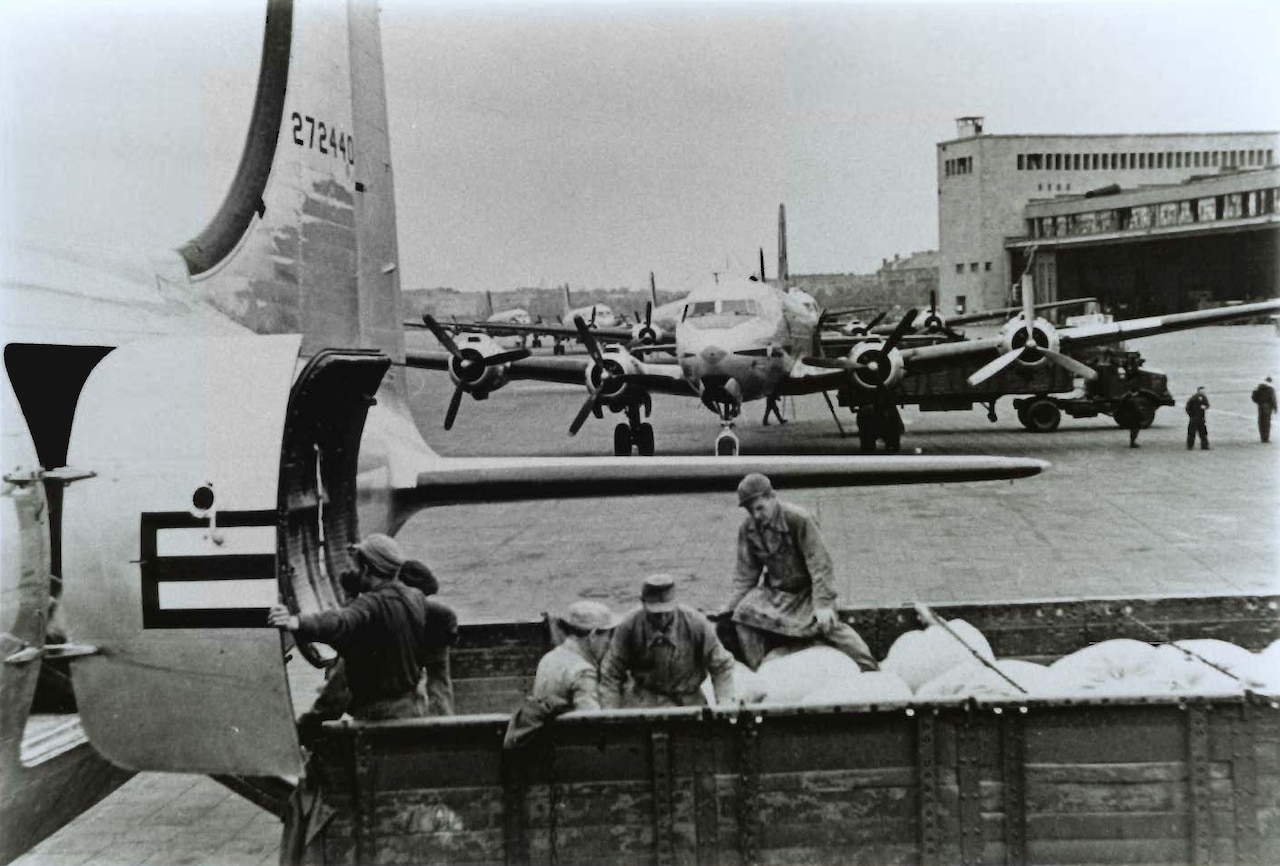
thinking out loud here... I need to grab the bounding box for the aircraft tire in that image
[635,423,655,456]
[1022,398,1062,433]
[613,424,632,456]
[715,431,739,457]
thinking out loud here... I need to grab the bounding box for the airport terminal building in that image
[938,118,1278,316]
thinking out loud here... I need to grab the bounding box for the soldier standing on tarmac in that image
[1185,386,1210,451]
[1252,377,1276,443]
[1116,382,1144,449]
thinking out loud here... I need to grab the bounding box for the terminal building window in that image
[955,263,964,274]
[970,262,979,272]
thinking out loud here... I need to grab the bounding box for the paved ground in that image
[13,325,1279,866]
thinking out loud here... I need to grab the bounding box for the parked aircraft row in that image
[0,1,1050,862]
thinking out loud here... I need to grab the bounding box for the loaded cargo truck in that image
[280,594,1280,866]
[837,345,1174,435]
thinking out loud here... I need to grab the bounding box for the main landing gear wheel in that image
[1021,397,1062,433]
[613,423,631,456]
[635,422,655,456]
[715,429,740,456]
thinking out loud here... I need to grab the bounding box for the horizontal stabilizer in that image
[402,454,1046,509]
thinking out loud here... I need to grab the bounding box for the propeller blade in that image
[929,289,937,316]
[444,385,465,431]
[883,308,919,354]
[574,316,604,363]
[966,348,1025,387]
[645,301,652,327]
[1040,348,1099,381]
[569,394,599,435]
[866,311,889,331]
[422,314,462,358]
[486,348,530,366]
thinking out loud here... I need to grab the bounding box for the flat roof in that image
[940,131,1278,147]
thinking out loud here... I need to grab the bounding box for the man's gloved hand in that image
[814,607,839,633]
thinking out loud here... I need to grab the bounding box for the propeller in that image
[966,251,1097,387]
[568,315,628,435]
[807,309,918,384]
[422,314,530,430]
[635,301,657,344]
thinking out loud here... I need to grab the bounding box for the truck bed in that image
[290,594,1280,866]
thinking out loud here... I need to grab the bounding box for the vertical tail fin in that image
[777,203,789,288]
[177,0,407,399]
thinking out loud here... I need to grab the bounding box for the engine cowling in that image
[998,315,1060,369]
[585,345,642,409]
[846,339,905,390]
[631,322,660,345]
[448,333,515,397]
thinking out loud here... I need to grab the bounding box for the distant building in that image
[878,250,940,309]
[938,117,1278,315]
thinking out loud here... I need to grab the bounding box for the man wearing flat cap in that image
[725,474,878,672]
[268,533,453,721]
[531,601,619,712]
[600,574,735,708]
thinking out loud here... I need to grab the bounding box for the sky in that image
[3,0,1279,295]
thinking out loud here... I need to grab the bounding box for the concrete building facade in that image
[937,118,1278,313]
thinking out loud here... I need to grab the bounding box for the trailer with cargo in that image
[278,593,1280,866]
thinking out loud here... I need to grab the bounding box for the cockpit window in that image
[683,298,761,329]
[687,301,717,318]
[722,299,758,316]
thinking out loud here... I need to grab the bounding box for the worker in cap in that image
[724,474,879,672]
[599,575,735,709]
[269,533,439,721]
[529,601,620,713]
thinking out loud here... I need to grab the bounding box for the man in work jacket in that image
[600,574,736,708]
[268,534,434,721]
[1185,386,1210,451]
[726,473,879,672]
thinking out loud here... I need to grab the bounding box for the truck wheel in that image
[1022,398,1061,433]
[1134,395,1157,429]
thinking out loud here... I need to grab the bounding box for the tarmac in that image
[12,324,1279,866]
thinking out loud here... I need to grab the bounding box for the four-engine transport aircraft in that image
[409,264,1280,455]
[0,1,1048,861]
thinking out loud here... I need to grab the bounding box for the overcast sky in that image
[3,0,1278,294]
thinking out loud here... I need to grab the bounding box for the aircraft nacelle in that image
[999,315,1061,368]
[447,332,514,397]
[5,335,390,778]
[846,339,906,390]
[585,345,642,409]
[631,322,661,346]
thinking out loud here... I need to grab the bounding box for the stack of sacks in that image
[880,620,993,693]
[700,661,768,706]
[800,671,913,706]
[1144,639,1265,695]
[916,659,1051,701]
[1044,639,1160,697]
[1256,640,1280,693]
[755,645,863,704]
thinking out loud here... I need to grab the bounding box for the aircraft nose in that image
[700,345,726,366]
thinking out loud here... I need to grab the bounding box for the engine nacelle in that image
[999,315,1061,369]
[846,339,905,390]
[448,332,514,396]
[585,345,642,408]
[631,322,661,345]
[920,310,947,332]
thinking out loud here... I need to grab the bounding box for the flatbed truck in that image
[837,346,1175,435]
[283,593,1280,866]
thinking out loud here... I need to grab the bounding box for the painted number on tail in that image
[290,112,354,165]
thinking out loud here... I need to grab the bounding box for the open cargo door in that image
[60,335,388,776]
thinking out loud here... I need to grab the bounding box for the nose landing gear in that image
[714,427,739,456]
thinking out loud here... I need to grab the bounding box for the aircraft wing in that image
[777,360,860,396]
[404,348,695,395]
[399,453,1048,510]
[896,298,1280,373]
[948,297,1098,326]
[406,318,635,341]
